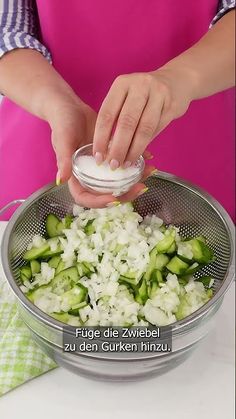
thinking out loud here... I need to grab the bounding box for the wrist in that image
[154,58,201,102]
[31,80,82,123]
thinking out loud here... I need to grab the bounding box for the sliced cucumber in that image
[30,260,41,275]
[159,225,167,233]
[155,254,169,271]
[77,263,85,277]
[26,284,50,303]
[195,235,207,243]
[82,262,95,273]
[40,239,63,258]
[118,279,136,295]
[20,265,32,281]
[148,281,159,299]
[187,239,214,264]
[20,274,31,283]
[119,275,140,287]
[177,241,193,263]
[23,243,50,261]
[166,242,177,255]
[81,264,92,277]
[64,214,73,229]
[41,247,63,258]
[150,269,164,284]
[178,277,189,286]
[166,256,189,275]
[68,301,88,316]
[121,271,137,279]
[55,259,66,275]
[134,291,143,305]
[84,219,95,236]
[196,276,213,288]
[51,312,71,323]
[77,262,94,277]
[71,301,88,310]
[175,296,190,320]
[184,262,200,275]
[184,235,206,243]
[51,312,80,324]
[155,231,175,253]
[51,267,80,295]
[206,289,213,298]
[144,247,157,281]
[134,277,148,305]
[46,213,61,237]
[48,256,61,269]
[61,284,88,308]
[52,267,79,285]
[139,278,148,303]
[178,254,193,263]
[46,213,65,238]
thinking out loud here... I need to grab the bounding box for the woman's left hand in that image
[93,69,193,169]
[68,158,155,208]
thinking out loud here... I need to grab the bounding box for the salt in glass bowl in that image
[72,143,145,196]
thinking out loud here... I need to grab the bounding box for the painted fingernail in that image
[151,168,158,175]
[95,152,103,165]
[106,201,121,207]
[56,171,61,186]
[110,159,119,170]
[146,154,154,160]
[138,187,149,197]
[123,161,132,169]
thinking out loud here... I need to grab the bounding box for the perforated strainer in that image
[1,172,235,380]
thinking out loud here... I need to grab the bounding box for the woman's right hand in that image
[48,96,97,184]
[0,48,153,207]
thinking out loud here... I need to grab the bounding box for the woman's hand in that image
[68,159,155,208]
[0,49,159,207]
[53,67,192,207]
[48,97,97,183]
[47,95,154,207]
[93,68,194,168]
[93,9,235,167]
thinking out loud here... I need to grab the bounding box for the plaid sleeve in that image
[211,0,235,25]
[0,0,51,62]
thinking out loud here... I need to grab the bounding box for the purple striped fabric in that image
[211,0,235,25]
[0,0,52,61]
[0,0,8,31]
[0,1,235,62]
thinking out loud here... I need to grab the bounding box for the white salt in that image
[76,156,138,180]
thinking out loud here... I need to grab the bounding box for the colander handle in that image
[0,199,25,216]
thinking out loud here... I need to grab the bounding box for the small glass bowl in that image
[72,143,145,196]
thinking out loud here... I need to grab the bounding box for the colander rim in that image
[1,171,235,335]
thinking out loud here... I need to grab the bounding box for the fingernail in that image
[95,152,103,166]
[110,159,119,170]
[151,168,158,176]
[138,187,149,197]
[146,154,154,160]
[106,201,121,207]
[123,161,132,169]
[56,171,61,186]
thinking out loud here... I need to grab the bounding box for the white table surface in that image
[0,221,234,419]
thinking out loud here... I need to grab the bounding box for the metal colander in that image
[1,172,235,380]
[2,172,234,316]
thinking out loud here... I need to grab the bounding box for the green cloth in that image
[0,275,57,396]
